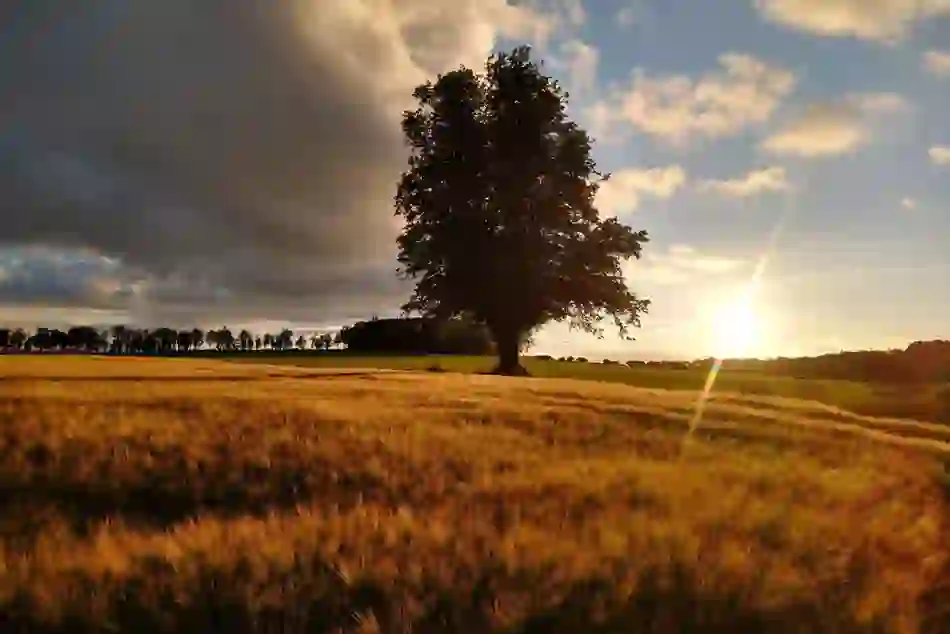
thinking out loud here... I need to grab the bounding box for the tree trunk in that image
[492,325,529,376]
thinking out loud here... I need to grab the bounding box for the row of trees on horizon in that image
[0,317,497,356]
[0,325,338,354]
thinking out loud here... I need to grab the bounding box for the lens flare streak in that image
[679,190,798,458]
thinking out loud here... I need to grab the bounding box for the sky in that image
[0,0,948,360]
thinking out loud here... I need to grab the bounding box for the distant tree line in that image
[0,317,493,356]
[0,326,326,354]
[0,325,339,354]
[536,342,950,385]
[684,340,950,384]
[768,340,950,384]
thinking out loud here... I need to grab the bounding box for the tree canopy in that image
[395,46,650,374]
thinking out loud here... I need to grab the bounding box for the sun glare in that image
[711,295,760,359]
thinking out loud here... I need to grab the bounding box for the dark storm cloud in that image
[0,0,461,315]
[0,247,136,308]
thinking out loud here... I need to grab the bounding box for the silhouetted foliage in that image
[176,330,193,352]
[0,325,339,356]
[10,328,27,350]
[395,46,650,375]
[339,317,492,355]
[27,328,70,351]
[278,329,294,351]
[153,328,178,353]
[206,327,235,351]
[698,340,950,385]
[66,326,107,351]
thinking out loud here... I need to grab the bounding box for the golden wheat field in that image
[0,356,948,633]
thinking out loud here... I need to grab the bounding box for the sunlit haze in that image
[709,293,761,359]
[1,1,948,360]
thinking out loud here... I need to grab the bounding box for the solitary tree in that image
[395,47,650,374]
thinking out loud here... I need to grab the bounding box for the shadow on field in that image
[0,433,409,549]
[3,555,942,634]
[0,483,387,554]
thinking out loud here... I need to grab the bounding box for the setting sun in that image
[710,294,762,359]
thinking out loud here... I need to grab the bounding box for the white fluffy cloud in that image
[759,94,906,158]
[700,166,790,197]
[596,166,687,215]
[930,146,950,166]
[596,53,796,144]
[762,103,866,157]
[923,50,950,76]
[626,244,747,286]
[754,0,950,42]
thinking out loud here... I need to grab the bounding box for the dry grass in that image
[0,357,947,633]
